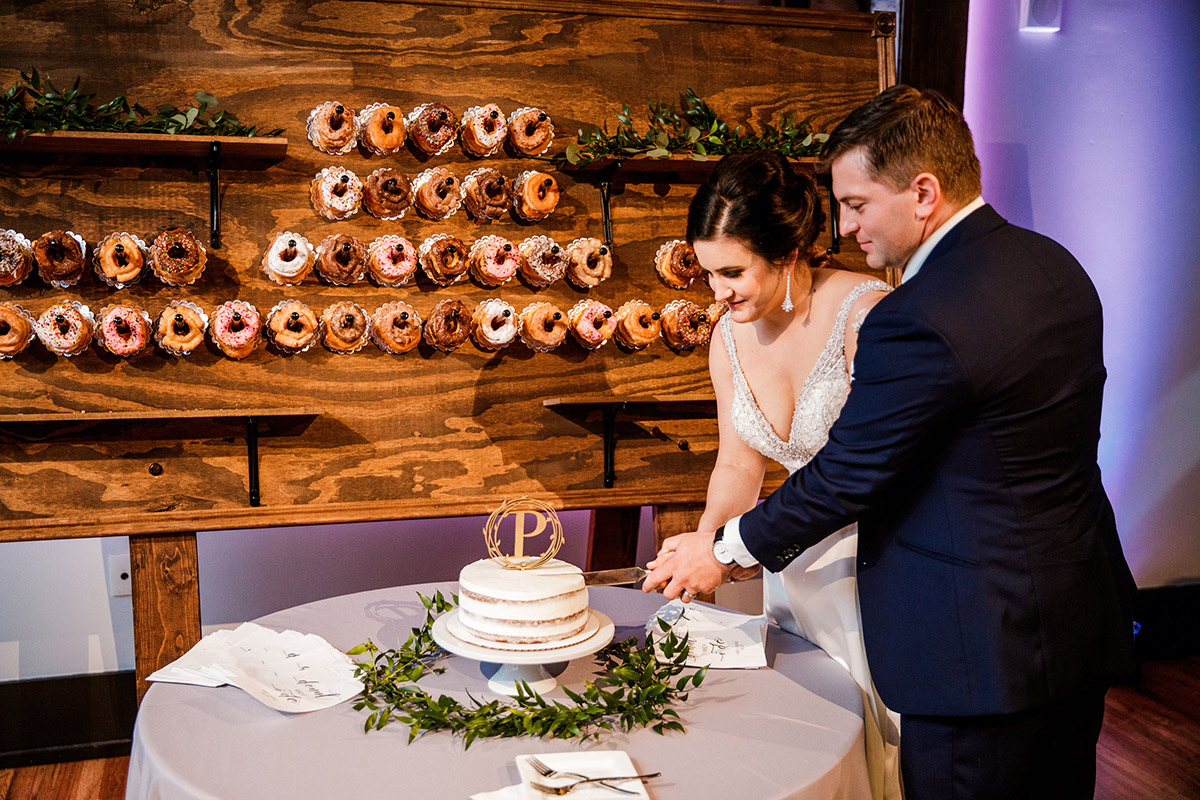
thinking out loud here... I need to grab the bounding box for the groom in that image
[644,86,1136,799]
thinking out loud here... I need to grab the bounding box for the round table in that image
[126,582,871,800]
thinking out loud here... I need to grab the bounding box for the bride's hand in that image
[643,530,733,601]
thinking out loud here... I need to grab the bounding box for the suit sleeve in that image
[740,306,971,572]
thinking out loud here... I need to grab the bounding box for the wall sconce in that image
[1020,0,1062,32]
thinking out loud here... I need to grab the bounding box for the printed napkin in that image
[646,599,767,669]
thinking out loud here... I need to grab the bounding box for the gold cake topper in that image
[484,497,564,570]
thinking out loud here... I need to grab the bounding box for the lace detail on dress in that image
[723,280,890,473]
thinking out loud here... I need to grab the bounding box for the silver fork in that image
[528,771,661,796]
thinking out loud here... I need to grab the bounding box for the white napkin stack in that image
[646,599,768,669]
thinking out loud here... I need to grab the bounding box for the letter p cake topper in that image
[484,497,564,569]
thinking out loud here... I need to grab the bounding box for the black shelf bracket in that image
[207,140,222,249]
[826,177,840,255]
[245,416,260,507]
[596,159,622,251]
[602,402,623,488]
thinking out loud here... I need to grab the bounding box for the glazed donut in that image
[155,301,207,355]
[310,167,363,221]
[357,103,406,155]
[468,235,519,287]
[371,302,422,355]
[35,302,93,356]
[33,230,86,286]
[470,299,518,352]
[210,300,262,359]
[321,301,371,354]
[315,233,367,285]
[567,299,616,351]
[0,230,34,287]
[613,299,661,350]
[655,239,701,290]
[150,228,206,286]
[367,235,419,287]
[460,104,508,157]
[513,171,560,222]
[0,302,35,358]
[518,235,566,288]
[659,299,711,350]
[412,167,461,220]
[362,168,412,220]
[707,301,730,325]
[93,232,145,287]
[423,298,471,352]
[517,302,568,353]
[507,107,554,156]
[261,232,315,286]
[407,103,458,156]
[564,238,612,288]
[307,101,357,155]
[97,304,151,357]
[266,300,320,353]
[419,234,469,286]
[461,167,511,222]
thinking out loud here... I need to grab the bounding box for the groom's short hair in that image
[820,85,982,206]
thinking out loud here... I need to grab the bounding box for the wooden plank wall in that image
[0,0,886,541]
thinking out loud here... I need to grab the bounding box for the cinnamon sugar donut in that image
[423,298,471,352]
[266,300,320,353]
[659,299,711,351]
[517,302,568,353]
[155,301,207,356]
[0,302,35,358]
[564,238,612,289]
[315,234,367,285]
[468,235,519,287]
[460,104,508,157]
[507,107,554,156]
[461,167,511,222]
[371,302,422,355]
[362,168,412,220]
[518,235,566,288]
[35,301,93,356]
[356,103,406,155]
[367,235,419,287]
[655,239,701,290]
[93,232,146,287]
[0,230,34,287]
[512,170,560,222]
[412,167,461,220]
[321,301,371,354]
[567,299,616,351]
[307,101,357,155]
[33,230,87,287]
[96,304,152,357]
[418,234,469,286]
[262,232,315,286]
[613,299,661,350]
[150,229,205,286]
[210,300,262,359]
[470,299,517,351]
[406,103,458,156]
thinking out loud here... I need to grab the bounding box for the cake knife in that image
[581,567,648,586]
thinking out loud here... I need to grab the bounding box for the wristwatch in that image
[712,525,737,566]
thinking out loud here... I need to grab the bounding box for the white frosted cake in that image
[457,558,589,645]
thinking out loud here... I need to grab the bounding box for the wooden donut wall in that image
[0,0,893,692]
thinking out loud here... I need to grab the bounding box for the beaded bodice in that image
[722,280,890,473]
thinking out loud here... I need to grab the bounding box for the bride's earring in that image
[781,269,795,313]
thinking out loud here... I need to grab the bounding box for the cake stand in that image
[431,609,615,695]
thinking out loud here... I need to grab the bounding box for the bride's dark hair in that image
[686,149,827,268]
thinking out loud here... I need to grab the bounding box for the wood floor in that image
[2,658,1197,800]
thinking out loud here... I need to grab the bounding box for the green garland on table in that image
[0,69,284,143]
[559,87,830,165]
[348,591,707,749]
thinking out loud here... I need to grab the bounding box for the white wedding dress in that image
[721,279,902,800]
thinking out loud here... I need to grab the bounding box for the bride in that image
[668,150,900,799]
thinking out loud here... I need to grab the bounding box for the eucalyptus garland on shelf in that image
[348,591,707,749]
[0,69,284,143]
[560,87,829,165]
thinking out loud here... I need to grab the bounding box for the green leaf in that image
[194,90,218,107]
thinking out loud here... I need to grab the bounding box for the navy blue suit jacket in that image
[739,205,1136,716]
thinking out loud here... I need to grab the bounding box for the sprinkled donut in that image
[367,235,419,287]
[460,104,508,157]
[150,229,206,286]
[210,300,262,359]
[97,304,151,357]
[567,299,616,351]
[659,299,711,351]
[0,230,34,287]
[35,302,93,356]
[310,167,363,221]
[407,103,459,156]
[518,235,566,288]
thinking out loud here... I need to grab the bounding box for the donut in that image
[517,301,568,353]
[356,103,406,155]
[566,299,616,351]
[261,232,315,286]
[321,301,370,354]
[97,304,151,357]
[306,101,357,155]
[93,232,145,287]
[310,166,363,221]
[461,167,511,222]
[150,228,206,286]
[210,300,262,359]
[35,302,93,356]
[418,234,469,286]
[367,235,419,287]
[266,300,320,353]
[517,235,566,288]
[614,299,661,351]
[0,230,35,287]
[564,238,612,289]
[33,230,86,286]
[412,167,461,220]
[460,104,508,157]
[707,301,730,325]
[371,301,422,355]
[660,299,711,351]
[155,301,207,355]
[423,298,471,352]
[655,239,701,290]
[512,170,560,222]
[468,235,519,287]
[507,107,554,156]
[315,233,367,285]
[406,103,458,156]
[362,168,412,220]
[471,299,517,351]
[0,302,35,358]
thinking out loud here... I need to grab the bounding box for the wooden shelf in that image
[0,130,288,160]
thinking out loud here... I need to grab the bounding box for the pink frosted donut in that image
[567,299,616,350]
[460,104,508,157]
[469,235,519,287]
[98,305,151,357]
[311,167,363,220]
[211,301,261,358]
[367,235,419,287]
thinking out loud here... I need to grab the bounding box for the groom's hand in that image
[642,530,734,601]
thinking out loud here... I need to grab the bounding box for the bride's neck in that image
[757,263,814,336]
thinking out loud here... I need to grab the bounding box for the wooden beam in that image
[129,533,201,703]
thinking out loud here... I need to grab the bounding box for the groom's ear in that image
[911,172,943,221]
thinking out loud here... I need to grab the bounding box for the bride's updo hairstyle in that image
[686,149,828,269]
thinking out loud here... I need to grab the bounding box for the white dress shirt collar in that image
[901,196,985,284]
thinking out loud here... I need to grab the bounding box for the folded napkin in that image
[647,599,767,669]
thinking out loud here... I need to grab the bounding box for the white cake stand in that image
[431,609,615,695]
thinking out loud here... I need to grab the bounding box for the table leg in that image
[585,506,642,570]
[651,503,713,603]
[130,532,202,703]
